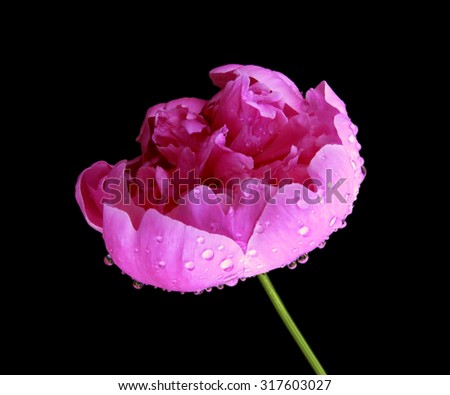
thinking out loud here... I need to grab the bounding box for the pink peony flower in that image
[76,64,365,293]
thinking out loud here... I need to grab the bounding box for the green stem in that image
[258,273,327,375]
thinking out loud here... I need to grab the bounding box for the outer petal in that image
[75,161,113,232]
[243,144,364,277]
[75,160,145,233]
[103,205,246,292]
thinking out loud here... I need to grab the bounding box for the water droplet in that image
[156,235,163,243]
[248,249,258,257]
[205,287,212,293]
[210,222,218,232]
[348,134,356,143]
[157,260,166,268]
[236,233,242,239]
[132,281,144,290]
[298,254,309,264]
[239,277,247,282]
[217,284,224,290]
[318,241,326,249]
[194,290,203,295]
[226,277,239,287]
[103,254,114,266]
[272,247,278,253]
[217,245,225,251]
[134,247,139,253]
[309,241,316,246]
[202,249,214,260]
[288,262,297,270]
[329,216,337,227]
[194,187,201,196]
[298,226,310,236]
[185,261,195,271]
[265,221,271,226]
[220,259,234,272]
[255,224,264,234]
[293,248,298,253]
[245,142,251,147]
[351,160,357,170]
[341,220,347,228]
[145,248,150,254]
[196,236,205,244]
[361,165,367,176]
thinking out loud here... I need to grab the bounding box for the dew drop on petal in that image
[248,249,258,257]
[272,247,278,253]
[145,248,150,254]
[103,254,114,266]
[226,277,239,287]
[239,277,246,282]
[293,248,298,254]
[362,165,367,177]
[194,290,203,295]
[217,284,224,290]
[196,236,205,244]
[217,245,225,251]
[236,233,242,239]
[156,235,163,243]
[297,199,309,209]
[202,249,214,261]
[341,220,347,229]
[318,241,326,249]
[265,221,271,226]
[132,281,144,290]
[220,259,234,272]
[185,261,195,271]
[298,226,310,237]
[288,262,297,270]
[205,287,212,293]
[329,216,337,227]
[298,254,309,264]
[134,247,139,253]
[255,224,264,234]
[351,160,357,170]
[157,260,166,268]
[348,134,356,143]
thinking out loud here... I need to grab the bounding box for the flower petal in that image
[75,161,113,232]
[210,64,304,114]
[103,205,246,292]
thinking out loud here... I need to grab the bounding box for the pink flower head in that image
[76,64,365,293]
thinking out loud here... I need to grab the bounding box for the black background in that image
[5,18,447,375]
